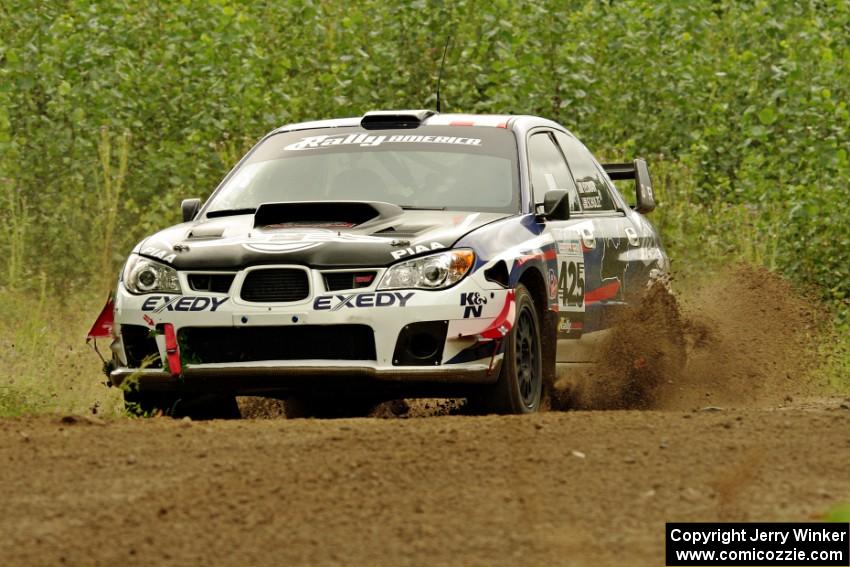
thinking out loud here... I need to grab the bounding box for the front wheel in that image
[467,284,543,414]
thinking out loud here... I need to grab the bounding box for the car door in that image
[526,130,592,360]
[552,131,636,360]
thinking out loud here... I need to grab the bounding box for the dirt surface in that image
[3,266,847,566]
[1,402,849,566]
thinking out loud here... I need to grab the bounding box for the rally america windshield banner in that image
[283,133,484,151]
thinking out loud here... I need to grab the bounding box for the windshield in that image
[204,126,519,215]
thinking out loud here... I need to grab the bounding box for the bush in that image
[0,0,847,311]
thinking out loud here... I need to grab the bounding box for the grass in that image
[825,502,850,523]
[0,288,123,417]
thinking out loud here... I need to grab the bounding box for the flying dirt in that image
[1,266,847,567]
[556,264,823,412]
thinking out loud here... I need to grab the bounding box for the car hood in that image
[136,201,511,270]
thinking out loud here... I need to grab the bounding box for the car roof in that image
[271,111,569,137]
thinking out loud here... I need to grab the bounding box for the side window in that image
[527,132,580,212]
[554,132,617,212]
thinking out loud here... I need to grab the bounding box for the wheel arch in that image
[517,266,548,320]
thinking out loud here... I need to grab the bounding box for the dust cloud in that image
[556,265,823,410]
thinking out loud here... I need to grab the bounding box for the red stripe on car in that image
[481,290,516,339]
[585,281,620,304]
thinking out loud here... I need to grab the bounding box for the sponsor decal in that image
[265,222,355,229]
[548,269,558,299]
[284,134,483,151]
[556,239,581,255]
[460,291,487,319]
[390,242,445,260]
[141,246,176,263]
[141,296,229,313]
[244,229,389,254]
[313,291,415,311]
[557,315,583,333]
[552,228,583,256]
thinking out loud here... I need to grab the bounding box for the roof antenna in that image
[435,36,452,113]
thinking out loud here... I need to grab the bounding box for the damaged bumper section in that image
[100,265,515,395]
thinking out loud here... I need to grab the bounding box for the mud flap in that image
[541,310,558,392]
[86,296,115,378]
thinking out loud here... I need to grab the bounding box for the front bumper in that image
[109,263,513,393]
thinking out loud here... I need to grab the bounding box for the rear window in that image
[206,126,520,214]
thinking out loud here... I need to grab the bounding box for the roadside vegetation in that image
[1,0,847,415]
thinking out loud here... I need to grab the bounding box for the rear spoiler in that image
[602,158,656,214]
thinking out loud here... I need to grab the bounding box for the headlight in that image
[122,254,181,294]
[378,249,475,290]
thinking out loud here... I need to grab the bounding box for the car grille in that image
[178,325,376,363]
[121,324,162,368]
[240,268,309,302]
[188,273,236,293]
[323,271,377,291]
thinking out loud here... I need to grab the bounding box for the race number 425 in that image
[559,261,584,307]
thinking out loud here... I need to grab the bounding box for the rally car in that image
[88,109,667,418]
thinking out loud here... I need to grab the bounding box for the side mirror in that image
[181,198,201,222]
[542,190,570,221]
[602,159,656,214]
[633,159,655,214]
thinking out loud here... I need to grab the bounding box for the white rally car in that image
[88,110,666,418]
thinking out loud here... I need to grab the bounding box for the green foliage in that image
[824,502,850,523]
[0,288,123,416]
[4,0,847,414]
[0,0,847,314]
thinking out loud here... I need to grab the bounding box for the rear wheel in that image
[123,391,240,420]
[467,284,543,414]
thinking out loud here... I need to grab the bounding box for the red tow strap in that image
[163,323,182,376]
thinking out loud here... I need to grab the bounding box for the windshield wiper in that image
[206,207,257,218]
[400,205,446,211]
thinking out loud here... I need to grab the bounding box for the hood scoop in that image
[187,224,226,239]
[253,201,403,229]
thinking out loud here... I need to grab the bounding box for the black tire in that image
[123,390,241,420]
[283,395,378,419]
[467,284,543,414]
